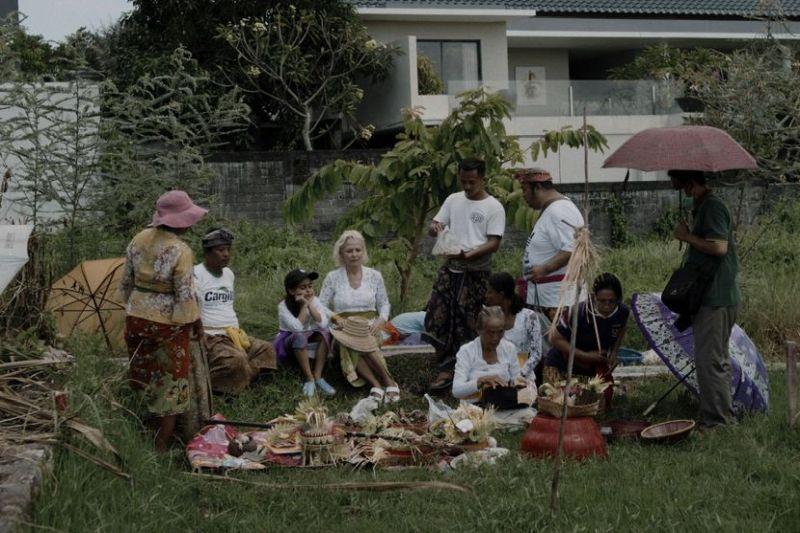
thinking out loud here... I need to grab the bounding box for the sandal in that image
[368,387,385,402]
[429,371,453,392]
[384,385,401,404]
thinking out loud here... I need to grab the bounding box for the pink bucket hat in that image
[150,190,208,229]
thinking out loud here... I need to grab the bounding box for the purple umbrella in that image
[631,292,769,414]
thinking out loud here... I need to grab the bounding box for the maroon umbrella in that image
[603,125,757,172]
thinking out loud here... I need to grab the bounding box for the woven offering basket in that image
[380,446,440,467]
[455,440,490,452]
[537,397,601,418]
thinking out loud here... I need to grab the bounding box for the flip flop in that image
[429,371,453,392]
[384,385,401,403]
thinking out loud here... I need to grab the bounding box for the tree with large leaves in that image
[284,87,607,304]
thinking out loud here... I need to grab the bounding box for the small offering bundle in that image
[429,403,496,447]
[537,377,610,418]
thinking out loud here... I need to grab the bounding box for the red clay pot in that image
[521,415,607,461]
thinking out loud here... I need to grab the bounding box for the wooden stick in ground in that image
[582,108,589,216]
[787,341,797,428]
[549,286,582,512]
[62,442,131,481]
[202,419,275,430]
[187,472,471,494]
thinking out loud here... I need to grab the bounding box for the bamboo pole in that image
[548,288,582,511]
[549,108,592,512]
[187,472,471,493]
[787,341,797,428]
[582,109,589,216]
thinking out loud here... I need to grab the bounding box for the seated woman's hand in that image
[330,314,342,326]
[478,375,508,389]
[513,376,528,389]
[584,350,607,364]
[369,317,386,336]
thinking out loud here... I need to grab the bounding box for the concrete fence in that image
[207,150,799,245]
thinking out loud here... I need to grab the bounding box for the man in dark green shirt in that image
[670,170,740,428]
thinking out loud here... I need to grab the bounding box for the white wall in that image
[357,36,415,131]
[0,82,100,225]
[361,20,510,127]
[511,114,686,183]
[365,20,509,87]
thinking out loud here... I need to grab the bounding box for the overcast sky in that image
[19,0,131,43]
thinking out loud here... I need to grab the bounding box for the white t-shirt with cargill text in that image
[194,263,239,335]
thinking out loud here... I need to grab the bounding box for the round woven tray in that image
[537,397,600,418]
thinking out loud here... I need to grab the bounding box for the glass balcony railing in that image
[417,79,686,117]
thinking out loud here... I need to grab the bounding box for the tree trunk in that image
[399,202,430,305]
[302,105,313,151]
[399,264,412,310]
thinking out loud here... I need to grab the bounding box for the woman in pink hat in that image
[119,190,207,452]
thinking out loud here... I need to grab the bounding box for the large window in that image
[417,40,481,94]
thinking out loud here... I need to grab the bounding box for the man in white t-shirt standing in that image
[517,168,584,356]
[194,228,276,394]
[425,158,506,392]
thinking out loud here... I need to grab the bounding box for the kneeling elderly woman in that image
[452,306,536,428]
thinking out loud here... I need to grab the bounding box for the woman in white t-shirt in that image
[318,230,400,403]
[484,272,542,385]
[275,269,334,398]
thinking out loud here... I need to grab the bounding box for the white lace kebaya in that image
[318,267,390,321]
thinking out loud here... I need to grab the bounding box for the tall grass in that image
[34,201,800,353]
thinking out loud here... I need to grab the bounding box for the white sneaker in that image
[315,378,336,396]
[302,381,316,397]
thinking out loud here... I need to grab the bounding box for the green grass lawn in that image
[31,336,800,532]
[26,205,800,531]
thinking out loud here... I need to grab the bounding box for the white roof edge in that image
[507,29,800,40]
[358,7,537,18]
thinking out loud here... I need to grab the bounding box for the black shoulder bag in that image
[661,254,721,319]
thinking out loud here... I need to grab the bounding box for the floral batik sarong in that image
[424,267,490,372]
[126,316,192,416]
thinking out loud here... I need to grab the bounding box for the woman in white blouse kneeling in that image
[319,230,400,403]
[484,272,542,385]
[453,306,536,428]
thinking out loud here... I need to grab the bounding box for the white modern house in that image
[352,0,800,182]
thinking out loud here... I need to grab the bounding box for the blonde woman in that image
[319,230,400,402]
